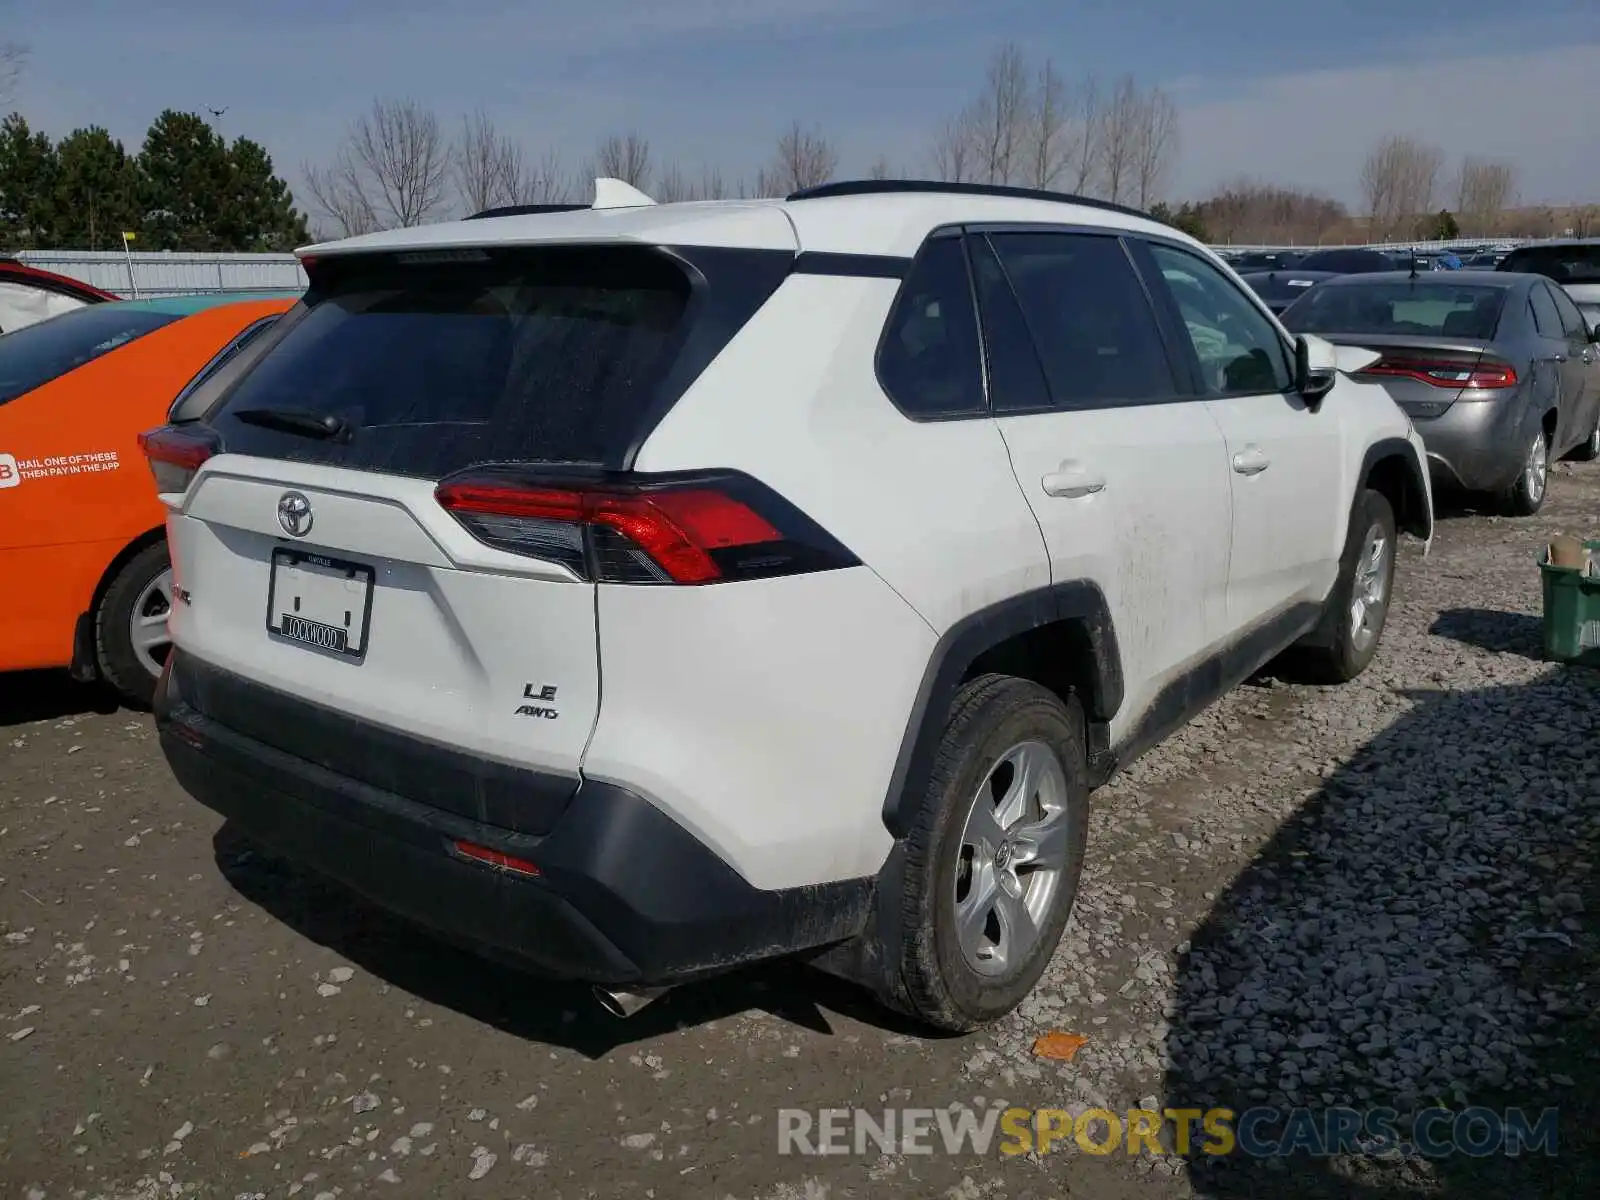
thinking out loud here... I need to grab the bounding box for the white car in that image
[143,179,1433,1031]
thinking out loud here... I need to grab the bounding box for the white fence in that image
[16,250,308,299]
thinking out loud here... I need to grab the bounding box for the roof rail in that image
[465,203,590,221]
[784,179,1159,223]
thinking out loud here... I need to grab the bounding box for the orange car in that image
[1,292,298,705]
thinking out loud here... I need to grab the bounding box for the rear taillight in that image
[138,424,220,493]
[1360,355,1518,389]
[434,469,858,585]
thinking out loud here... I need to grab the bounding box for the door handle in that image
[1041,465,1106,499]
[1232,446,1271,476]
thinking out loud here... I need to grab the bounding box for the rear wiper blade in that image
[232,407,351,441]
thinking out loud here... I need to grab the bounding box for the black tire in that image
[1505,427,1550,516]
[95,541,173,709]
[887,674,1089,1032]
[1296,489,1397,684]
[1570,410,1600,462]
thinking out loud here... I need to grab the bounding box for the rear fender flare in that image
[879,581,1123,839]
[1357,436,1431,542]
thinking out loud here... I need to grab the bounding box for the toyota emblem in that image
[277,491,314,538]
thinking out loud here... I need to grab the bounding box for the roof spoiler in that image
[466,178,658,221]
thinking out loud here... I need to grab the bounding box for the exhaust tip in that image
[593,985,668,1018]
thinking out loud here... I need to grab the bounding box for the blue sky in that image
[9,0,1599,221]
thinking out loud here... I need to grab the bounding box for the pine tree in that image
[0,112,59,250]
[53,126,139,251]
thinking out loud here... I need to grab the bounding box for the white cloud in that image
[1172,42,1600,205]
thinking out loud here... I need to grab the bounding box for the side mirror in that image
[1295,334,1338,406]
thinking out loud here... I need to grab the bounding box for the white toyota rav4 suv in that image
[143,179,1432,1031]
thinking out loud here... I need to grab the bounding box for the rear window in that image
[1282,282,1507,339]
[0,305,180,406]
[1500,245,1600,284]
[210,246,703,476]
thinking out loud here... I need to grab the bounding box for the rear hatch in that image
[1315,333,1506,418]
[156,237,794,833]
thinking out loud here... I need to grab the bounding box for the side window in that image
[0,305,181,407]
[168,315,280,418]
[968,234,1051,414]
[987,231,1177,408]
[1144,242,1293,396]
[1529,285,1563,339]
[876,236,986,419]
[1547,284,1589,340]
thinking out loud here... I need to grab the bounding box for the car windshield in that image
[1501,245,1600,284]
[1282,282,1507,339]
[0,304,181,405]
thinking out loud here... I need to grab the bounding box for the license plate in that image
[266,549,374,659]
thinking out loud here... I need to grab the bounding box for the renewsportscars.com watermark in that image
[777,1105,1560,1160]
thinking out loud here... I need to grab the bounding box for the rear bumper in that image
[155,651,873,986]
[1411,397,1527,493]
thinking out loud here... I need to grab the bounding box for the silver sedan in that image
[1281,270,1600,515]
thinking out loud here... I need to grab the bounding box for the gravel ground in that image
[2,459,1597,1200]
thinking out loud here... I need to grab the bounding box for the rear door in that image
[974,228,1234,739]
[1530,281,1586,443]
[167,243,785,796]
[1546,282,1600,451]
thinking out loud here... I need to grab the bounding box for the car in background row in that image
[0,258,117,333]
[1222,249,1303,272]
[1238,248,1405,314]
[1281,271,1600,514]
[1498,239,1600,317]
[0,292,298,704]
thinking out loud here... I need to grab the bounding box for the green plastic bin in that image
[1539,539,1600,666]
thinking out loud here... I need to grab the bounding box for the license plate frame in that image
[266,548,375,661]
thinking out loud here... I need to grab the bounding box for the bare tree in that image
[304,99,449,235]
[1454,156,1516,236]
[520,148,577,204]
[930,113,978,182]
[698,166,738,199]
[0,42,25,106]
[1130,86,1179,208]
[352,99,450,226]
[594,132,652,190]
[1196,178,1349,245]
[653,164,691,204]
[965,43,1032,185]
[1097,76,1146,205]
[453,108,526,213]
[1062,76,1104,194]
[868,156,899,180]
[1359,135,1444,241]
[761,121,838,194]
[1024,60,1071,190]
[645,161,740,203]
[934,51,1104,192]
[302,164,378,238]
